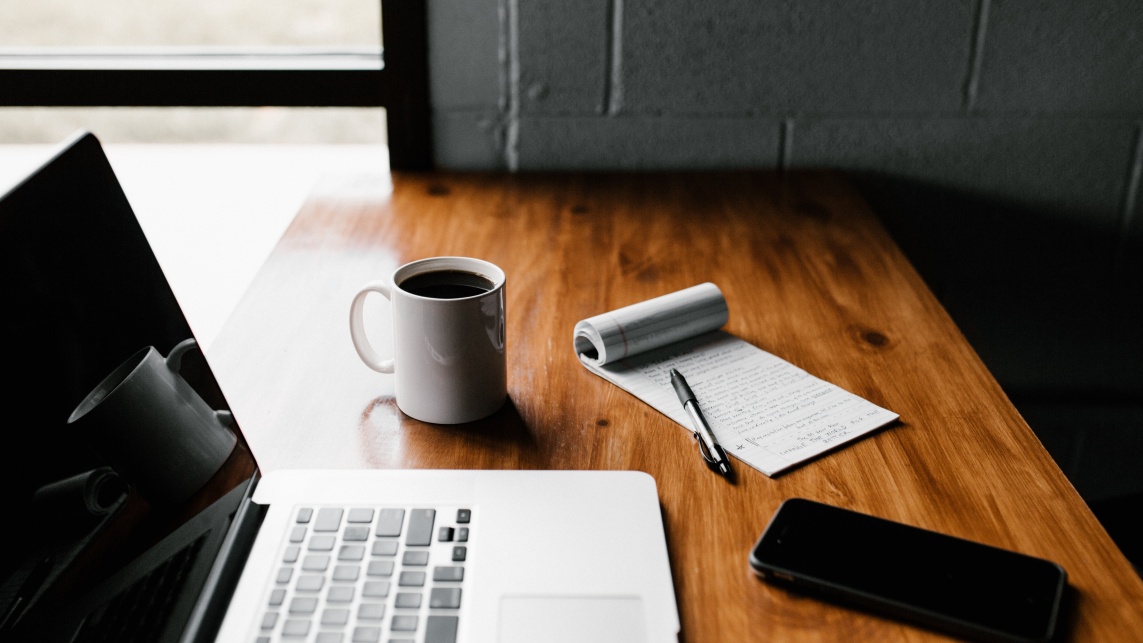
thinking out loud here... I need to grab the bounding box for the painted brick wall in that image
[427,1,1142,257]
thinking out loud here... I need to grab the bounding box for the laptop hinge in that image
[180,474,267,643]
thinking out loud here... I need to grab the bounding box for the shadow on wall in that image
[855,175,1143,568]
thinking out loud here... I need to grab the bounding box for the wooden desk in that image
[209,171,1143,641]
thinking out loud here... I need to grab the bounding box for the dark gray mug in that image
[67,338,237,507]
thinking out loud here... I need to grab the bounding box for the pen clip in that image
[693,431,717,465]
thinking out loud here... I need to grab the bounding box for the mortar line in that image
[1114,124,1143,273]
[504,0,520,170]
[497,0,509,115]
[777,118,795,171]
[962,0,991,112]
[604,0,624,115]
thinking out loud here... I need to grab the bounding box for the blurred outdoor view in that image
[0,0,386,144]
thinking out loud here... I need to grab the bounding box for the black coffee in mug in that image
[399,269,495,299]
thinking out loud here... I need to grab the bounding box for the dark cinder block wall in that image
[426,0,1143,527]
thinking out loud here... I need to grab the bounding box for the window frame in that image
[0,0,430,169]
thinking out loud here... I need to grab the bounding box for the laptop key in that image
[395,592,422,608]
[432,566,464,582]
[347,508,375,523]
[398,571,425,587]
[322,608,350,626]
[362,580,391,598]
[296,508,313,523]
[352,626,381,643]
[282,619,311,638]
[343,525,370,541]
[261,612,278,629]
[289,596,318,614]
[333,564,360,581]
[391,615,418,631]
[451,546,467,562]
[425,615,459,643]
[339,545,366,561]
[371,540,398,556]
[357,603,385,620]
[283,545,301,563]
[289,526,307,543]
[367,560,394,577]
[457,527,469,542]
[269,589,287,606]
[438,527,454,542]
[309,535,336,551]
[402,551,429,566]
[296,574,324,592]
[276,567,294,584]
[429,587,462,609]
[302,555,331,571]
[314,508,344,532]
[406,509,435,546]
[456,509,471,524]
[316,633,343,643]
[328,586,355,603]
[375,509,405,537]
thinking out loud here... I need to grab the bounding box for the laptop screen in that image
[0,132,256,637]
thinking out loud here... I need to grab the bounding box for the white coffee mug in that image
[349,256,507,424]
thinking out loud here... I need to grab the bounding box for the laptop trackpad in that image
[499,596,647,643]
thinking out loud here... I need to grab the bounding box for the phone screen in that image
[749,499,1067,642]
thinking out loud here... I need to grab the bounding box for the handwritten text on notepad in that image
[588,332,897,476]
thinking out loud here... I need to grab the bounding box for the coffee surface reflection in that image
[399,269,494,299]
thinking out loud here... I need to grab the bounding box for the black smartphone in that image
[749,498,1067,643]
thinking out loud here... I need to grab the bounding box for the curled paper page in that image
[573,283,729,365]
[32,467,127,519]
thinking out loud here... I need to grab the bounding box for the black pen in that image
[669,368,732,476]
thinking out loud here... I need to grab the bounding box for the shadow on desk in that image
[855,174,1143,572]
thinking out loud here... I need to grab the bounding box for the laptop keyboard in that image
[256,506,471,643]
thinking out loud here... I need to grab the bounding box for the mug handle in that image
[349,280,396,373]
[165,338,236,431]
[165,338,199,373]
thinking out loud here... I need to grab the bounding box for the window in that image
[0,0,429,168]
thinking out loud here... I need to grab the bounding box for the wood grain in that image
[209,171,1143,641]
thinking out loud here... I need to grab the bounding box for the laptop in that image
[0,132,680,643]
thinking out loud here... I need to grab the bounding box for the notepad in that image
[573,283,899,476]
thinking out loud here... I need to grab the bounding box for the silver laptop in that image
[0,132,679,643]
